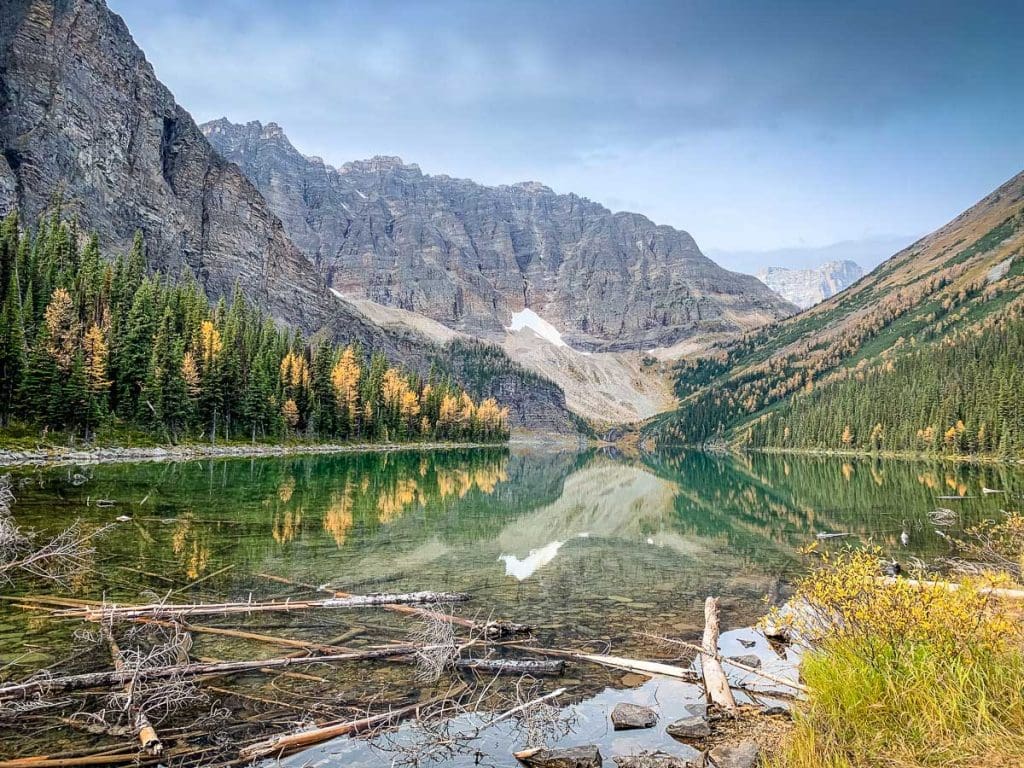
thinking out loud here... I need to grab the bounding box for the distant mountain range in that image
[757,260,864,309]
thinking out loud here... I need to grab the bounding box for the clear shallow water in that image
[1,447,1020,764]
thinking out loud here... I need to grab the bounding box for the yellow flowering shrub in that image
[781,549,1016,660]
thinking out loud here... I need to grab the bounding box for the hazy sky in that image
[110,0,1023,263]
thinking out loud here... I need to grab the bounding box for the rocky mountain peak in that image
[757,259,864,309]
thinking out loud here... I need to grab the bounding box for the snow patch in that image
[508,308,567,347]
[499,540,565,580]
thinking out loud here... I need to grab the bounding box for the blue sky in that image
[110,0,1023,269]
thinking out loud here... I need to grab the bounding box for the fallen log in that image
[489,686,567,725]
[100,624,164,756]
[454,657,564,676]
[0,645,424,700]
[701,597,736,710]
[238,682,468,760]
[257,572,532,638]
[55,592,470,621]
[872,576,1024,600]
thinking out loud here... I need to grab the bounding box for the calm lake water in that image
[1,447,1020,764]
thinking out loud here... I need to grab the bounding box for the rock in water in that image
[666,715,711,740]
[614,752,698,768]
[610,702,658,730]
[516,746,603,768]
[708,739,760,768]
[727,654,761,668]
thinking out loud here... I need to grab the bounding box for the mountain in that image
[757,260,864,309]
[202,118,795,351]
[647,169,1024,455]
[0,0,580,434]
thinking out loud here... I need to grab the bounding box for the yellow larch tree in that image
[81,324,110,396]
[44,287,79,371]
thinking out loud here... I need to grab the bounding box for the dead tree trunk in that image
[454,658,564,676]
[238,683,467,760]
[0,646,421,700]
[58,592,470,622]
[701,596,736,710]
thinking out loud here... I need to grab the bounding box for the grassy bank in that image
[770,531,1024,768]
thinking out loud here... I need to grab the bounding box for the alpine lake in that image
[0,446,1020,766]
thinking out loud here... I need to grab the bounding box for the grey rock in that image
[614,752,699,768]
[204,119,795,350]
[517,745,603,768]
[727,654,761,669]
[760,704,789,717]
[707,739,759,768]
[610,702,658,730]
[666,715,711,740]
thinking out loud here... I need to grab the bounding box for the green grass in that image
[774,639,1024,768]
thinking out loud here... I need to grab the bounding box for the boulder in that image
[666,715,711,740]
[707,739,759,768]
[611,703,658,730]
[515,745,603,768]
[727,654,761,669]
[613,751,699,768]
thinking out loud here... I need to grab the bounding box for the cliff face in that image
[0,0,343,333]
[756,260,864,309]
[0,0,581,434]
[203,119,795,351]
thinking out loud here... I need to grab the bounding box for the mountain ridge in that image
[648,167,1024,452]
[202,117,796,351]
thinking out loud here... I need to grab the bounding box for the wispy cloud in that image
[109,0,1024,252]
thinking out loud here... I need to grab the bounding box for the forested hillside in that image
[647,169,1024,458]
[0,211,508,445]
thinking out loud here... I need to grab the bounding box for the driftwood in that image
[238,682,468,760]
[454,658,564,676]
[0,646,424,700]
[257,572,532,638]
[510,645,700,681]
[701,597,736,710]
[56,592,470,621]
[644,634,808,693]
[101,624,163,756]
[872,575,1024,600]
[0,755,152,768]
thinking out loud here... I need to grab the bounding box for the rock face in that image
[0,0,581,434]
[0,0,332,333]
[756,260,864,310]
[203,119,795,350]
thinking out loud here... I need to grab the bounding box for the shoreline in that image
[746,445,1024,466]
[0,440,512,468]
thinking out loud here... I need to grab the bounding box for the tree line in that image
[0,210,509,444]
[745,307,1024,456]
